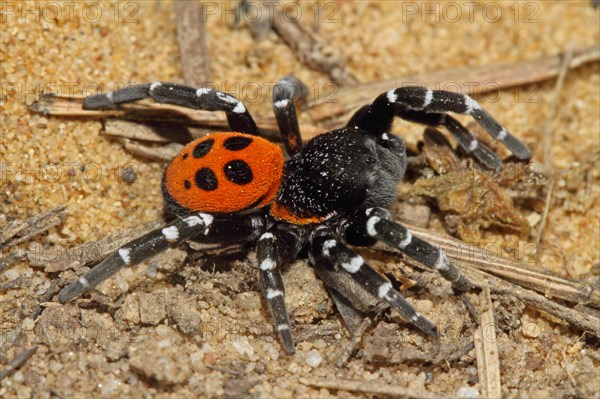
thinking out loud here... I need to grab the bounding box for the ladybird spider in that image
[59,78,531,354]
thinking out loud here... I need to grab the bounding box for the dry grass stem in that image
[474,287,502,399]
[535,177,556,251]
[0,206,67,251]
[0,347,38,381]
[308,46,599,126]
[299,377,449,398]
[461,267,600,337]
[543,49,573,171]
[402,223,599,308]
[387,231,599,336]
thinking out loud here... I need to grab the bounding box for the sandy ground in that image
[1,0,599,398]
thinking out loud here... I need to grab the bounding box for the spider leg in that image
[58,213,266,303]
[398,111,502,169]
[310,226,439,338]
[344,207,474,293]
[347,86,531,162]
[83,82,260,136]
[256,231,295,354]
[272,76,306,156]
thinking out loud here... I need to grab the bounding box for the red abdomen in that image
[162,132,284,214]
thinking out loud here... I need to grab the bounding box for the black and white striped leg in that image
[272,77,305,156]
[83,82,260,136]
[256,231,295,354]
[398,110,502,170]
[347,86,531,161]
[58,213,266,303]
[355,207,474,293]
[310,227,439,338]
[59,213,215,303]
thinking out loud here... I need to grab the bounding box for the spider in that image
[58,78,531,354]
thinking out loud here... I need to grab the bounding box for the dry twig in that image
[237,0,272,39]
[29,94,324,143]
[335,302,388,367]
[299,377,449,398]
[111,138,184,162]
[270,5,358,86]
[363,321,475,366]
[401,223,599,308]
[294,322,340,343]
[461,266,600,337]
[474,287,502,399]
[30,219,164,272]
[535,177,555,251]
[31,280,60,320]
[174,0,212,87]
[382,227,599,336]
[533,50,572,251]
[0,252,27,275]
[0,206,67,251]
[0,347,38,380]
[543,49,573,171]
[0,276,25,293]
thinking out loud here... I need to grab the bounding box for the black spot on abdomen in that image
[193,139,214,158]
[195,167,218,190]
[224,160,253,185]
[223,136,253,151]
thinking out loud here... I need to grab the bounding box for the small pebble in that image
[4,268,20,281]
[232,339,254,359]
[263,342,279,361]
[49,360,63,373]
[457,386,479,398]
[203,352,218,365]
[100,375,120,395]
[425,372,434,383]
[522,321,541,338]
[12,370,25,382]
[305,349,323,368]
[37,117,48,128]
[21,317,35,331]
[121,165,137,183]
